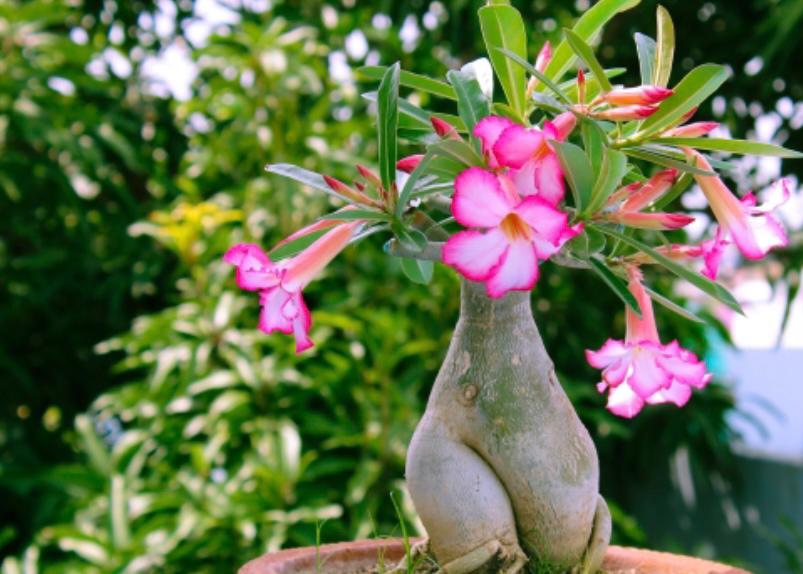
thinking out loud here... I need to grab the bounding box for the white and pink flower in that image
[442,167,581,298]
[685,148,790,260]
[473,115,569,205]
[585,267,712,418]
[224,222,359,353]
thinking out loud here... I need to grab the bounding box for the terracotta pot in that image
[239,538,751,574]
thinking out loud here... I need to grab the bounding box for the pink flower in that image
[474,116,566,205]
[442,167,581,298]
[662,122,719,138]
[585,267,712,418]
[224,222,359,353]
[592,105,658,121]
[651,227,729,280]
[431,116,460,140]
[526,41,553,95]
[598,85,673,106]
[601,169,695,230]
[685,148,790,260]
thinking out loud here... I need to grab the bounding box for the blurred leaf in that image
[377,63,401,191]
[653,6,675,88]
[635,33,656,85]
[358,66,456,100]
[653,137,803,158]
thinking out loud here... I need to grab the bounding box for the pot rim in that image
[239,537,751,574]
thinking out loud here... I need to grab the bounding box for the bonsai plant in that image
[225,0,799,572]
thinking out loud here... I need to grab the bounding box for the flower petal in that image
[442,228,508,281]
[585,339,630,369]
[258,287,295,335]
[492,125,545,170]
[645,380,692,407]
[224,243,272,268]
[627,345,671,398]
[473,116,515,164]
[451,167,514,228]
[605,383,645,419]
[533,154,565,205]
[485,240,539,298]
[514,195,570,244]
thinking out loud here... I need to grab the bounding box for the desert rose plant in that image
[225,1,800,572]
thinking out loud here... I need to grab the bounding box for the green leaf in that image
[588,256,641,316]
[637,64,731,137]
[653,6,675,88]
[266,163,341,198]
[269,228,329,260]
[497,48,572,105]
[446,70,491,132]
[430,139,483,167]
[321,210,390,222]
[400,257,434,285]
[377,63,401,190]
[396,151,433,218]
[365,91,466,133]
[478,3,528,119]
[653,137,803,158]
[110,475,130,549]
[540,0,641,86]
[621,146,717,176]
[645,286,706,324]
[552,140,594,211]
[581,119,608,173]
[426,155,466,180]
[591,224,744,314]
[564,28,613,93]
[634,33,656,85]
[586,148,628,215]
[358,66,456,100]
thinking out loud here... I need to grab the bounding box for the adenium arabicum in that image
[224,7,796,419]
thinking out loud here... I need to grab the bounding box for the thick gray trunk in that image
[405,280,609,573]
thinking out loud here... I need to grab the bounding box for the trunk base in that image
[239,538,751,574]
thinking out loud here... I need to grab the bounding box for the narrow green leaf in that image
[621,147,717,176]
[645,286,706,324]
[653,5,675,88]
[540,0,641,86]
[586,148,628,214]
[446,70,491,132]
[497,48,572,105]
[581,119,608,173]
[634,33,656,85]
[564,29,613,93]
[400,257,434,285]
[637,64,731,137]
[653,137,803,158]
[358,66,456,100]
[110,475,130,549]
[591,224,744,313]
[322,210,390,222]
[269,229,328,260]
[427,155,466,180]
[266,163,345,200]
[363,91,466,132]
[478,3,527,118]
[377,63,400,190]
[552,141,594,211]
[430,139,484,167]
[396,151,433,218]
[588,256,641,316]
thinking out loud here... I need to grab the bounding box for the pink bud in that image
[577,69,587,103]
[356,164,381,187]
[324,175,381,207]
[553,112,577,141]
[662,122,720,138]
[603,85,673,106]
[431,116,459,139]
[593,105,658,121]
[680,107,698,123]
[535,41,552,74]
[396,154,424,174]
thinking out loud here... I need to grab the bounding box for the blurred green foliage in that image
[1,0,801,572]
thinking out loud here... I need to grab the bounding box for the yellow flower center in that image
[499,213,533,242]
